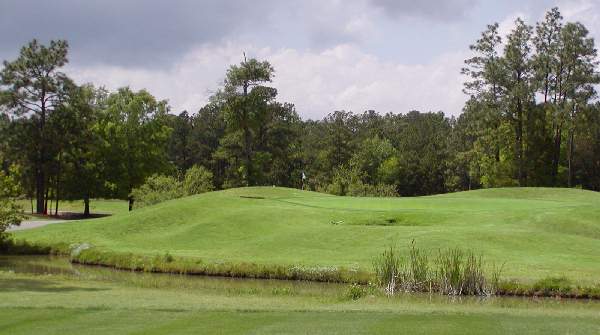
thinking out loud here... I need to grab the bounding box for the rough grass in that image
[71,247,371,283]
[12,187,600,285]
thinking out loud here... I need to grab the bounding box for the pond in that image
[2,255,600,311]
[0,255,348,297]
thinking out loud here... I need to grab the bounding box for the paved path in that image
[7,219,66,232]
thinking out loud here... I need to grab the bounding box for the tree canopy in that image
[0,7,599,218]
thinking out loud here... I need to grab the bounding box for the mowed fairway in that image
[14,187,600,283]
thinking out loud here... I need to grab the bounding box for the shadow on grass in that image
[26,212,111,220]
[0,278,108,293]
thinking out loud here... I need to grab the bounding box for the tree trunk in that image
[55,153,61,216]
[543,77,549,104]
[551,125,562,185]
[516,103,525,186]
[242,80,252,186]
[567,129,575,188]
[243,125,252,186]
[37,97,47,214]
[44,184,49,215]
[55,175,60,216]
[84,194,90,217]
[35,164,45,214]
[128,196,134,211]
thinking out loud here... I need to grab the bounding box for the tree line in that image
[0,7,599,217]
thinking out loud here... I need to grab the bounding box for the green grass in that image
[4,308,599,335]
[13,187,600,284]
[1,259,600,335]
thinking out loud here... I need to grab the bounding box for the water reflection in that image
[2,255,599,310]
[0,256,346,297]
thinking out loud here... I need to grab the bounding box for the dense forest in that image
[1,7,599,215]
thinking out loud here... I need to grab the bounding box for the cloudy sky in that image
[1,0,599,119]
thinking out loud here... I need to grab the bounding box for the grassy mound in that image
[13,187,600,283]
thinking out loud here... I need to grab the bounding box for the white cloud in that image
[66,43,468,119]
[559,0,600,36]
[497,12,529,41]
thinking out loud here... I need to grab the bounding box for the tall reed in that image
[373,242,501,296]
[373,245,402,295]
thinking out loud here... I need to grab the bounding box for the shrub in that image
[183,165,214,196]
[130,174,184,209]
[0,167,24,237]
[344,283,367,300]
[326,165,398,197]
[0,199,23,237]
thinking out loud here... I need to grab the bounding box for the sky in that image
[1,0,599,119]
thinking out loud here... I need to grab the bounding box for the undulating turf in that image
[13,187,600,283]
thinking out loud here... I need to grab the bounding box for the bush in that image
[326,165,397,197]
[130,166,215,209]
[0,199,23,237]
[344,283,368,300]
[183,165,214,196]
[130,174,184,209]
[0,167,24,236]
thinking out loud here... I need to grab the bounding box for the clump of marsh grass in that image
[435,248,464,295]
[406,240,429,292]
[373,245,402,295]
[373,241,501,296]
[436,249,494,295]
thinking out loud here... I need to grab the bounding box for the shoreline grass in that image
[3,238,600,300]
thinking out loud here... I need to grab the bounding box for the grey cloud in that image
[370,0,478,21]
[0,0,276,68]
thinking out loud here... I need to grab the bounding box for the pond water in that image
[2,255,600,310]
[0,255,347,297]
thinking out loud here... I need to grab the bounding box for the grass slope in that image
[14,187,600,283]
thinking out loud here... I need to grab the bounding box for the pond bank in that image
[1,255,600,334]
[3,239,600,300]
